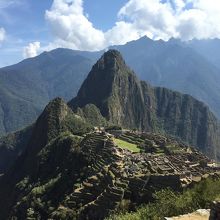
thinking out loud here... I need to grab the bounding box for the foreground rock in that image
[165,209,210,220]
[209,201,220,220]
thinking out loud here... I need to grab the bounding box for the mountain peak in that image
[104,49,122,58]
[25,97,70,157]
[69,50,145,126]
[69,49,138,114]
[95,49,127,72]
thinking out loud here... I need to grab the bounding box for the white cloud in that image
[45,0,105,51]
[105,21,140,46]
[0,0,25,9]
[118,0,220,41]
[0,27,6,43]
[23,42,41,58]
[44,0,220,52]
[172,0,186,12]
[118,0,178,41]
[0,0,16,9]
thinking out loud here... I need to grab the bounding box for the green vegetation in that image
[0,125,33,173]
[70,49,220,160]
[77,104,108,127]
[114,138,140,153]
[0,49,95,136]
[166,144,183,154]
[120,134,145,145]
[63,113,92,136]
[105,125,122,131]
[107,178,220,220]
[7,132,85,219]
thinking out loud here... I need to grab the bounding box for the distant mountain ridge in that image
[0,49,101,136]
[111,37,220,119]
[187,38,220,69]
[1,37,220,136]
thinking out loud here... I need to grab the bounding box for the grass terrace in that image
[114,138,140,153]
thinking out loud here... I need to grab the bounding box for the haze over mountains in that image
[0,50,100,135]
[112,37,220,119]
[0,36,220,136]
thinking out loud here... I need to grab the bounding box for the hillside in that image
[0,50,220,219]
[0,97,93,219]
[0,101,219,219]
[0,49,100,136]
[70,50,220,160]
[0,125,33,174]
[188,38,220,70]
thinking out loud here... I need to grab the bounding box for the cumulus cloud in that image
[23,42,41,58]
[45,0,105,51]
[176,0,220,40]
[118,0,178,40]
[0,27,6,44]
[44,0,220,52]
[0,0,16,9]
[119,0,220,41]
[0,0,26,9]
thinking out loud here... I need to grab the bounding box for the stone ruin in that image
[59,131,220,219]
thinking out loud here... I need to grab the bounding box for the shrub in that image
[105,125,122,131]
[107,178,220,220]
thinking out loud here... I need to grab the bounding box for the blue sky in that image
[0,0,220,67]
[0,0,52,66]
[0,0,127,67]
[84,0,128,31]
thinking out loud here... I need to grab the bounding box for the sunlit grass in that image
[114,138,140,153]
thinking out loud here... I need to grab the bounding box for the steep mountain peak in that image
[0,96,91,185]
[18,96,92,165]
[103,49,123,60]
[129,35,154,44]
[24,97,70,157]
[69,50,138,112]
[93,49,130,74]
[69,50,146,127]
[43,97,69,122]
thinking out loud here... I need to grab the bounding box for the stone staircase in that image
[63,132,129,219]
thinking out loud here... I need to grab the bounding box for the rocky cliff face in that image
[70,50,220,160]
[69,50,152,130]
[154,87,220,158]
